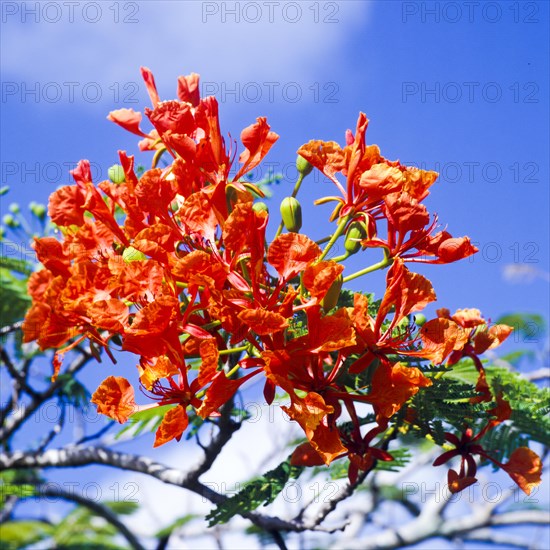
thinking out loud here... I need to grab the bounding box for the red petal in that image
[107,108,147,137]
[234,117,279,180]
[154,405,188,447]
[267,233,320,281]
[140,66,160,107]
[91,376,136,423]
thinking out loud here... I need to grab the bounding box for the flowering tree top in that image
[23,67,542,501]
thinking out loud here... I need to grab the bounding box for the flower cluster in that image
[23,68,542,494]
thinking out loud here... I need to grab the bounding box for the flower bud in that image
[280,196,302,232]
[296,155,313,176]
[122,246,147,262]
[321,274,343,312]
[9,203,20,214]
[30,202,47,220]
[252,201,269,215]
[108,164,126,184]
[0,226,6,240]
[344,221,367,255]
[2,214,20,229]
[414,314,427,327]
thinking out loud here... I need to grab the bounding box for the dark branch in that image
[25,484,146,550]
[0,349,93,441]
[0,445,337,534]
[0,321,24,337]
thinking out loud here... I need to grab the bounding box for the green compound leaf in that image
[206,459,303,526]
[115,403,175,440]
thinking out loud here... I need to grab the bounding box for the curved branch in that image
[0,445,317,534]
[0,346,39,399]
[26,484,146,550]
[187,399,241,484]
[330,495,549,549]
[0,350,93,441]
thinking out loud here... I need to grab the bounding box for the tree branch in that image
[0,346,39,399]
[187,399,241,484]
[0,321,24,337]
[330,492,549,549]
[0,350,93,441]
[0,445,327,535]
[26,484,146,550]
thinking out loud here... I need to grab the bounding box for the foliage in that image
[207,459,303,526]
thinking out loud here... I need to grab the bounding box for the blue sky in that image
[2,0,548,322]
[1,1,549,547]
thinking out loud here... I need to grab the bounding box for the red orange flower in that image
[21,66,540,493]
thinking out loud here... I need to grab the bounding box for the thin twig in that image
[0,350,93,441]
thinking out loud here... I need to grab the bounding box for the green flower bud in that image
[0,186,9,196]
[414,314,427,327]
[252,201,269,214]
[122,246,147,262]
[0,226,6,240]
[30,202,47,220]
[321,274,343,312]
[9,203,20,214]
[296,155,313,177]
[108,164,125,184]
[344,221,367,255]
[280,196,302,232]
[2,214,20,228]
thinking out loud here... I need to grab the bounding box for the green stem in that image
[225,362,242,378]
[218,345,248,356]
[318,215,350,262]
[291,173,305,198]
[201,320,221,331]
[16,212,33,236]
[330,252,351,263]
[274,221,285,240]
[342,253,393,283]
[315,236,331,245]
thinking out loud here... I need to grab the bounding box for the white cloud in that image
[2,1,371,104]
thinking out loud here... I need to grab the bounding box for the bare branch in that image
[0,445,327,534]
[25,484,146,550]
[0,321,24,337]
[0,495,18,523]
[0,345,39,403]
[35,403,65,453]
[489,510,550,527]
[0,350,93,441]
[186,399,241,484]
[330,492,549,549]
